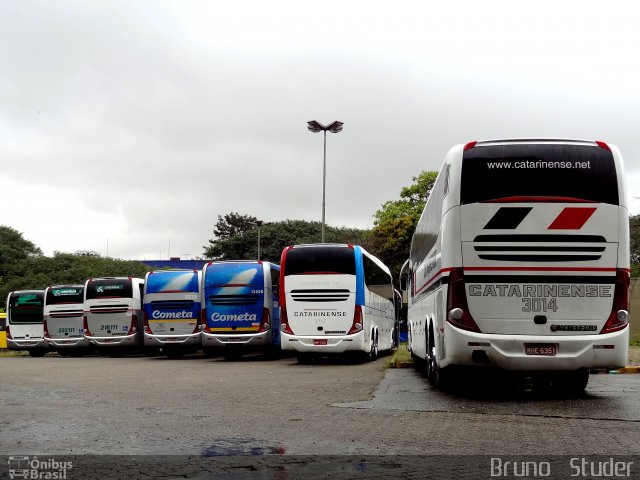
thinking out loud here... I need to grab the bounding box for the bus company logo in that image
[152,310,193,320]
[551,324,598,332]
[293,311,347,317]
[8,456,73,479]
[210,312,257,322]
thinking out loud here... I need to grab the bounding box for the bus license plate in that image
[313,339,328,346]
[525,344,557,356]
[226,337,241,342]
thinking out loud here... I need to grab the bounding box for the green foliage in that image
[0,225,43,280]
[630,214,639,275]
[203,217,368,263]
[367,171,438,280]
[373,171,437,226]
[0,251,150,303]
[631,263,640,278]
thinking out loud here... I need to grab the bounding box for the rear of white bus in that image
[83,277,144,349]
[6,290,47,356]
[43,285,90,351]
[446,139,630,378]
[280,244,369,356]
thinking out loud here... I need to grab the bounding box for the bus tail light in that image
[201,309,211,333]
[43,320,51,338]
[143,311,153,334]
[83,316,92,336]
[192,308,201,334]
[348,305,364,335]
[259,308,271,332]
[600,269,630,334]
[128,315,137,335]
[6,326,12,340]
[280,305,293,335]
[446,268,481,333]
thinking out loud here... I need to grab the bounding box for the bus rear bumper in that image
[442,323,629,371]
[280,331,365,353]
[86,335,139,347]
[144,332,201,346]
[201,330,271,348]
[7,338,46,350]
[46,337,90,349]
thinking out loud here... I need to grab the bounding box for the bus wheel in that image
[426,325,440,387]
[297,353,313,364]
[369,333,378,361]
[555,369,589,395]
[28,349,46,357]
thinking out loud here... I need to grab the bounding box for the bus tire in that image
[556,369,589,394]
[426,324,440,387]
[297,353,313,364]
[369,332,378,361]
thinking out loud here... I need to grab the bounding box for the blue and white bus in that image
[279,244,396,363]
[201,260,280,359]
[143,269,202,357]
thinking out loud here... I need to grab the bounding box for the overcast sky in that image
[1,0,639,260]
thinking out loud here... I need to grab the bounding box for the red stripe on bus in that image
[547,207,597,230]
[414,267,455,295]
[464,266,616,272]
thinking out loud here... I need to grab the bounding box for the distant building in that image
[141,259,209,270]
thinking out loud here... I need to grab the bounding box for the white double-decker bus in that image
[280,243,396,363]
[405,139,630,392]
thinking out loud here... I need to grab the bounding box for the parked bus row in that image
[5,244,400,363]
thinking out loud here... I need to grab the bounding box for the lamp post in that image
[255,220,263,260]
[307,120,344,243]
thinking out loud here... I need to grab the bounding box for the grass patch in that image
[386,343,413,368]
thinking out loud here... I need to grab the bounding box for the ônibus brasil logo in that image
[8,456,73,479]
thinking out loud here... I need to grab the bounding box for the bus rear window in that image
[46,287,84,305]
[461,144,618,205]
[285,246,356,276]
[9,292,44,323]
[86,279,133,300]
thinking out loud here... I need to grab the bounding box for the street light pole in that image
[307,120,344,243]
[256,220,263,260]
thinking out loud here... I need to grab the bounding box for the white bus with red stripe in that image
[83,277,145,351]
[405,139,630,391]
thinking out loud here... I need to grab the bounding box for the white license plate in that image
[313,339,328,346]
[525,344,557,356]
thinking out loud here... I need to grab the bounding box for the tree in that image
[0,225,42,280]
[631,213,639,277]
[0,251,150,303]
[366,171,438,280]
[203,216,368,262]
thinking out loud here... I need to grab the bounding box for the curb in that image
[387,358,640,374]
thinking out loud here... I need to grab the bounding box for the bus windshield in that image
[46,287,84,305]
[461,144,618,205]
[9,292,44,323]
[285,246,355,275]
[86,279,133,300]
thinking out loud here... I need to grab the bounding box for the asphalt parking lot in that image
[1,352,639,478]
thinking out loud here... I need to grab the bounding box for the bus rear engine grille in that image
[291,289,350,302]
[208,294,259,306]
[89,304,129,314]
[50,310,83,318]
[150,300,195,310]
[473,234,605,262]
